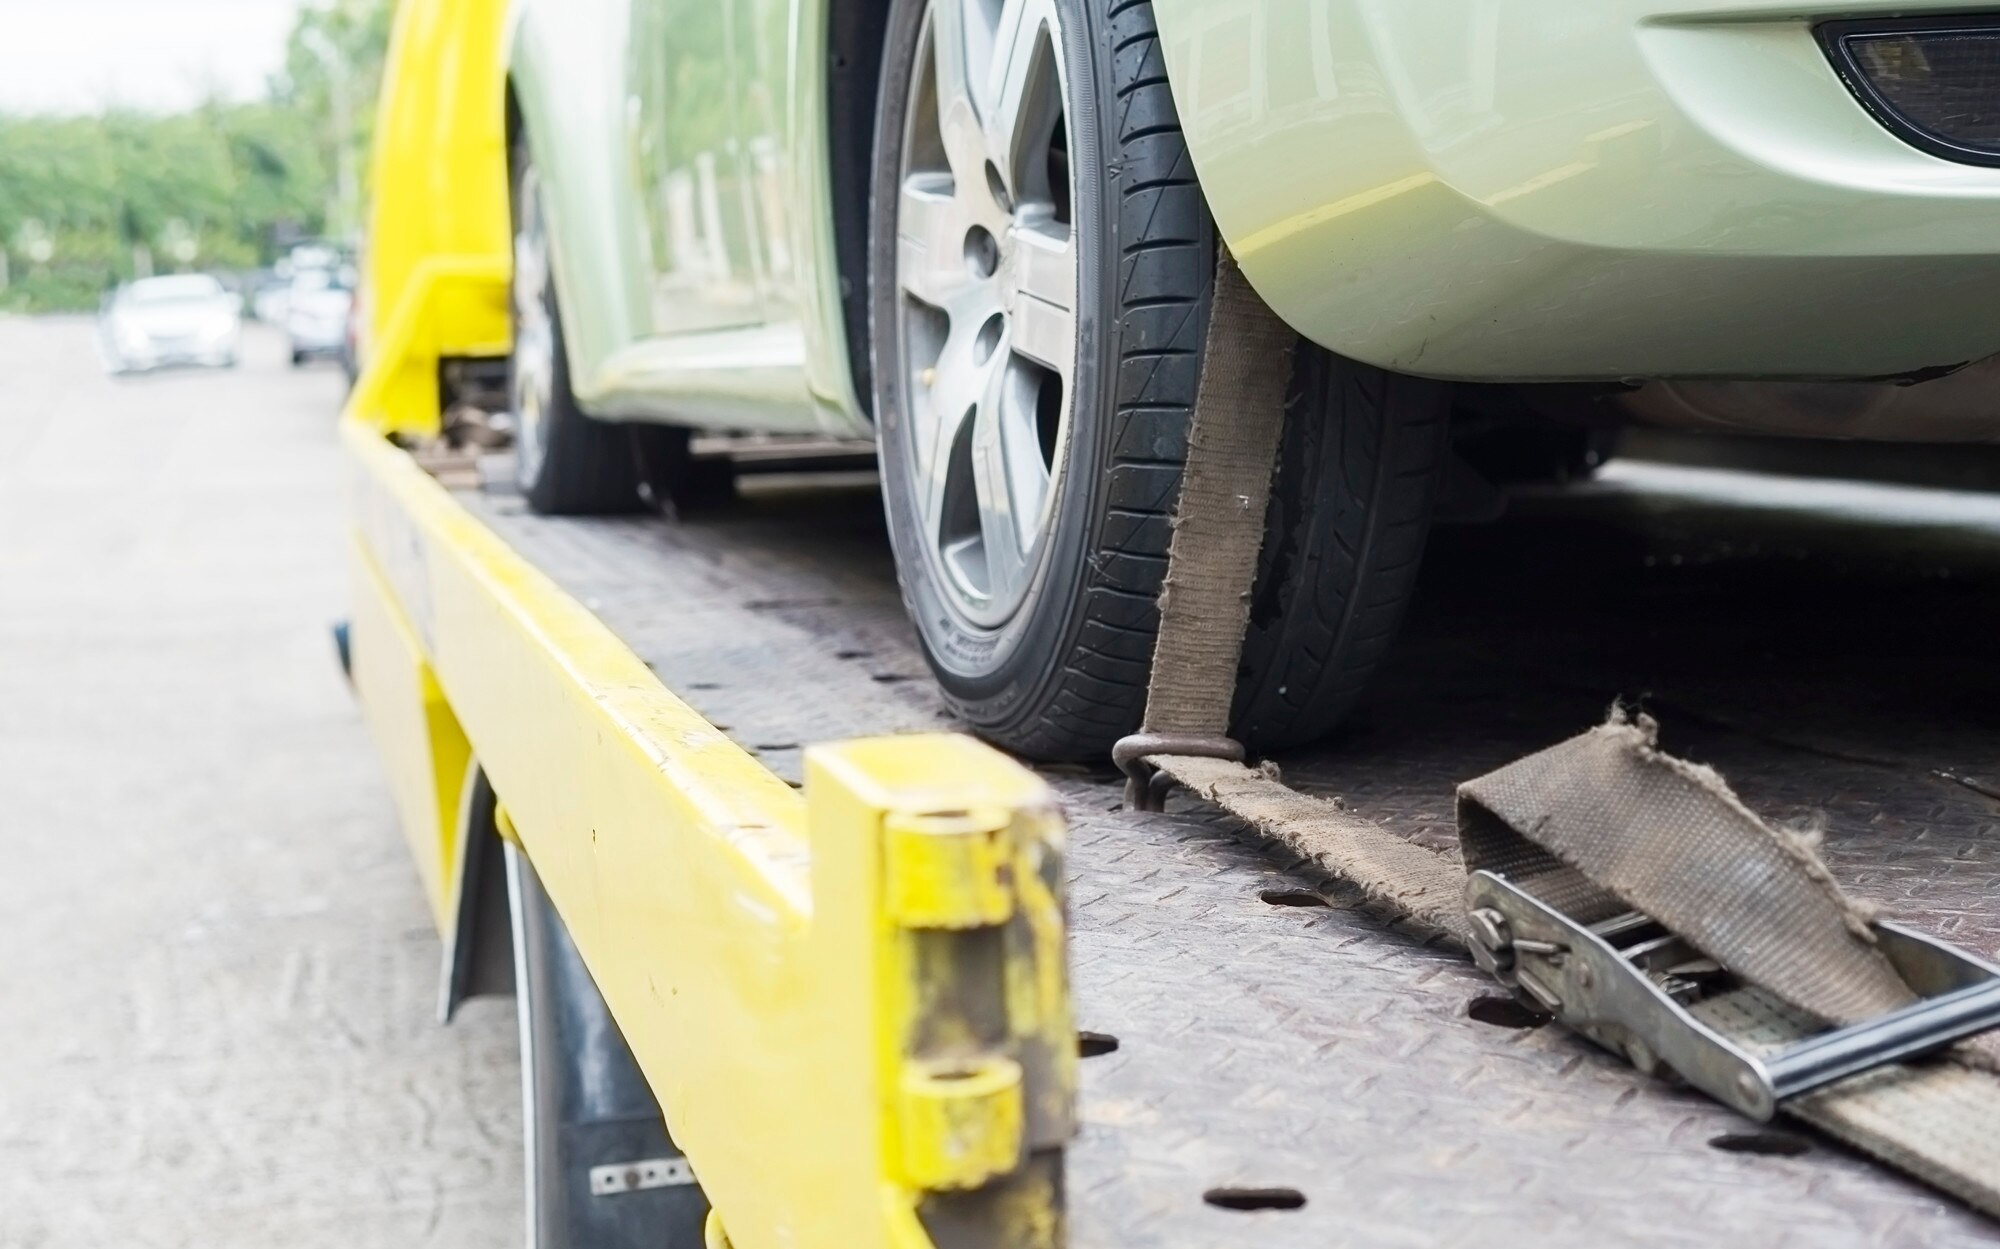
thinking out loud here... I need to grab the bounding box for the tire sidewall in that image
[870,0,1114,734]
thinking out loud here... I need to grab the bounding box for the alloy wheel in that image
[893,0,1078,629]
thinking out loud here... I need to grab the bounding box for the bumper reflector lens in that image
[1822,19,2000,165]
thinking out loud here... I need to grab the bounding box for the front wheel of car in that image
[869,0,1449,761]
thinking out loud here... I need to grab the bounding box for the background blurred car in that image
[285,267,356,367]
[98,273,241,374]
[286,242,345,275]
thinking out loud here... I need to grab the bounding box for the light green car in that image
[503,0,2000,759]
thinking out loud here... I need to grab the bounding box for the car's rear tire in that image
[870,0,1447,761]
[508,135,667,516]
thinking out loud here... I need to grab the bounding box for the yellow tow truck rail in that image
[339,1,1074,1243]
[341,423,1073,1247]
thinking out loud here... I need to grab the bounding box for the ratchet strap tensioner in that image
[1467,870,2000,1124]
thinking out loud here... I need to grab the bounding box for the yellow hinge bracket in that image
[896,1056,1026,1190]
[807,736,1073,1248]
[884,807,1015,929]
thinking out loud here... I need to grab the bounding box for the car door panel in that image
[512,0,867,436]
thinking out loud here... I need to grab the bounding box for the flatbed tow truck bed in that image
[417,448,1998,1248]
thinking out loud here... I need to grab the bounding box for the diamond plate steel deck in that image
[460,460,2000,1247]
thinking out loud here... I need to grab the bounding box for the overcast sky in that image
[0,0,305,115]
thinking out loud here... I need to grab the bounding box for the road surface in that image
[0,318,519,1248]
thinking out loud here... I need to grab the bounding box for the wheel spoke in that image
[970,358,1031,600]
[896,174,972,310]
[513,216,546,324]
[1013,223,1073,312]
[1009,289,1072,380]
[1008,226,1074,378]
[929,0,991,191]
[995,358,1053,543]
[510,176,554,478]
[513,247,538,322]
[917,320,990,535]
[982,0,1059,183]
[512,327,539,396]
[929,0,976,136]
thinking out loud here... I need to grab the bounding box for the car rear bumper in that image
[291,330,347,354]
[1156,0,2000,383]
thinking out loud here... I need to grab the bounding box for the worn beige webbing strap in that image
[1155,755,1471,941]
[1119,250,1471,935]
[1129,256,2000,1216]
[1140,248,1292,739]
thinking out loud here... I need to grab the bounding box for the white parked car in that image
[285,268,356,367]
[99,274,241,374]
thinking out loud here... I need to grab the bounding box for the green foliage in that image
[0,0,388,312]
[274,0,394,236]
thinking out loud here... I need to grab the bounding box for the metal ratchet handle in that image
[1465,871,2000,1122]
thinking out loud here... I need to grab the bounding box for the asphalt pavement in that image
[0,318,519,1248]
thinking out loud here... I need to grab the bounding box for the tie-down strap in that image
[1119,252,2000,1217]
[1114,248,1292,812]
[1154,715,2000,1217]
